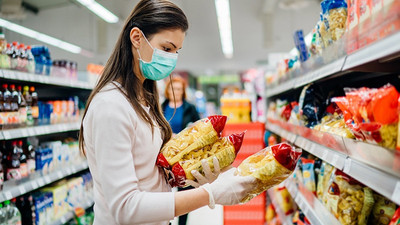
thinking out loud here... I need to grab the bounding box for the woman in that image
[162,76,199,225]
[162,76,199,134]
[79,1,255,225]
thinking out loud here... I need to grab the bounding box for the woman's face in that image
[168,81,184,102]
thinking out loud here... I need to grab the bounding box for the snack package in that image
[298,84,327,127]
[328,0,348,41]
[301,158,317,195]
[236,143,302,203]
[276,186,295,215]
[369,194,397,225]
[317,162,335,201]
[266,204,276,223]
[313,113,355,138]
[389,207,400,225]
[324,170,374,225]
[171,132,245,187]
[333,84,399,150]
[157,115,227,168]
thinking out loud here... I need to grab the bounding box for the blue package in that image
[293,30,309,62]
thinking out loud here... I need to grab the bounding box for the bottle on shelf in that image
[0,203,5,224]
[0,87,3,128]
[0,142,3,191]
[30,86,38,126]
[23,86,34,126]
[10,84,19,128]
[6,141,21,181]
[3,84,12,128]
[5,43,12,69]
[25,141,35,174]
[17,86,27,127]
[17,43,27,72]
[18,141,28,178]
[15,195,36,225]
[25,45,35,74]
[5,199,22,225]
[10,42,19,70]
[0,29,9,69]
[1,141,7,183]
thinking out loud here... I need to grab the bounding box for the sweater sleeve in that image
[90,99,175,225]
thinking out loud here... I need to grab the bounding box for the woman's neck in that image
[169,100,183,108]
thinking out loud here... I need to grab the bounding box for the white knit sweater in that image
[82,82,174,225]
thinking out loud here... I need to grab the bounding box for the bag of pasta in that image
[236,143,302,203]
[324,170,375,225]
[171,132,245,187]
[157,115,227,168]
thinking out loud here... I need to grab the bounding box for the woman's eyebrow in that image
[166,41,177,49]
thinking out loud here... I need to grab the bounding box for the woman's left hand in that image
[185,157,221,188]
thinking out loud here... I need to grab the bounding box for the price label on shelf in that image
[31,181,38,190]
[391,182,400,204]
[344,158,352,173]
[44,176,51,184]
[57,171,63,179]
[66,168,72,174]
[4,191,12,200]
[37,178,45,187]
[21,129,28,137]
[3,132,11,140]
[322,150,329,160]
[331,154,339,167]
[19,186,26,195]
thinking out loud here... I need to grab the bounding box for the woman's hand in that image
[185,157,221,188]
[201,167,256,208]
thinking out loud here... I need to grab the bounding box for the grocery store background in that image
[0,0,400,225]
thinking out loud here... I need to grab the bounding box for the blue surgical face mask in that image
[137,31,178,81]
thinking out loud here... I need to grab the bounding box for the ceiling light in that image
[76,0,119,24]
[215,0,233,59]
[0,18,83,54]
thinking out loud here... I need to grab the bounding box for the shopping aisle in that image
[171,206,224,225]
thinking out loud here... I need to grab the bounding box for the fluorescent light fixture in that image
[0,18,82,54]
[76,0,119,24]
[215,0,233,59]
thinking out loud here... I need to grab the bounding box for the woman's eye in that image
[163,47,171,52]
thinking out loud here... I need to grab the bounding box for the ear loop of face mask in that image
[167,75,177,123]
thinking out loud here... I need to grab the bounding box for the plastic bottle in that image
[0,87,4,128]
[3,84,11,128]
[17,86,27,127]
[1,141,7,181]
[18,141,28,178]
[30,87,38,126]
[10,84,19,127]
[5,43,12,69]
[10,42,19,70]
[0,143,3,190]
[17,43,27,72]
[23,86,34,126]
[25,45,35,74]
[0,29,8,69]
[25,141,35,174]
[6,141,21,180]
[7,199,22,225]
[0,203,5,224]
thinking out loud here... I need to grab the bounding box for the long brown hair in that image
[164,76,187,100]
[79,0,188,154]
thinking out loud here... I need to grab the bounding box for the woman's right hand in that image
[201,167,256,208]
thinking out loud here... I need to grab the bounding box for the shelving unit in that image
[283,177,341,225]
[267,189,293,225]
[0,69,94,90]
[50,198,94,225]
[0,161,88,202]
[0,122,81,140]
[267,121,400,206]
[266,31,400,97]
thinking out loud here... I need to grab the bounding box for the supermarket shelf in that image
[1,122,80,140]
[0,69,94,90]
[266,120,400,205]
[0,161,88,203]
[284,177,341,225]
[267,189,292,225]
[343,31,400,70]
[50,198,94,225]
[266,31,400,97]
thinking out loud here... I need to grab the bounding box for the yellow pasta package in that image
[236,143,302,203]
[157,115,227,168]
[171,132,245,187]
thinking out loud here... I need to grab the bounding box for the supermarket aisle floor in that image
[171,205,224,225]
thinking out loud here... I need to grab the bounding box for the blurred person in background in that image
[162,76,200,225]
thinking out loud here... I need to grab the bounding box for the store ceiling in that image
[4,0,322,75]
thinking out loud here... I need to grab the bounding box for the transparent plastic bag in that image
[236,143,302,203]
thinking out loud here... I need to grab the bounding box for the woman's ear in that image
[130,27,141,49]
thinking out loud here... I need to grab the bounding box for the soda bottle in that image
[8,199,22,225]
[10,84,19,127]
[23,86,34,126]
[17,43,27,72]
[6,141,21,180]
[3,84,11,128]
[18,141,28,178]
[0,203,5,224]
[5,43,12,69]
[10,42,19,70]
[16,195,35,225]
[25,45,35,74]
[0,143,3,190]
[1,141,7,182]
[17,86,27,127]
[25,141,35,174]
[30,87,38,126]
